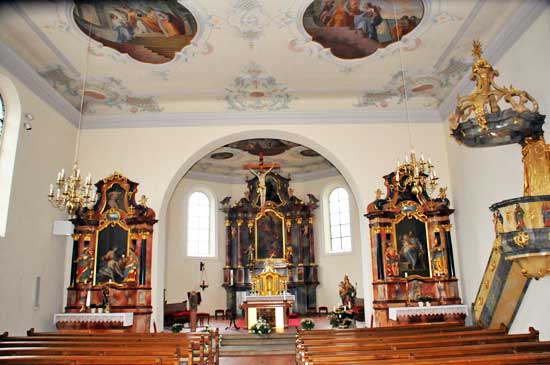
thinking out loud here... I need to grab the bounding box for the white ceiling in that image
[0,0,545,128]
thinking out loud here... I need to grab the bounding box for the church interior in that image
[0,0,549,364]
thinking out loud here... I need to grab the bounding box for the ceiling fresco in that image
[188,138,338,182]
[0,0,541,126]
[73,1,198,64]
[303,0,424,60]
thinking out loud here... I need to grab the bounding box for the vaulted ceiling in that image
[0,0,544,128]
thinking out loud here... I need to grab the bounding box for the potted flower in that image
[301,318,315,330]
[328,307,354,328]
[171,323,184,333]
[250,317,272,336]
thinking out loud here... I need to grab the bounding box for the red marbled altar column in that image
[225,219,232,267]
[236,219,244,284]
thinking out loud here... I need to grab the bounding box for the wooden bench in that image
[297,324,550,365]
[0,330,218,365]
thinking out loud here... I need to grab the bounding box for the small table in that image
[54,313,134,333]
[388,304,468,325]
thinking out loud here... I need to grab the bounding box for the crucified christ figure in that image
[249,164,274,214]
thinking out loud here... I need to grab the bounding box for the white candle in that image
[49,184,53,195]
[61,168,65,178]
[86,289,91,307]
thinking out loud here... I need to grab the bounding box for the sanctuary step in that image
[220,333,295,356]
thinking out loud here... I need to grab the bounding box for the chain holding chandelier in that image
[389,2,439,198]
[395,151,438,196]
[47,16,96,217]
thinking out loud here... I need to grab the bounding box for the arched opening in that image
[153,130,371,329]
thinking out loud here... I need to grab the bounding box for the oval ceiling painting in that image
[303,0,424,60]
[73,1,198,64]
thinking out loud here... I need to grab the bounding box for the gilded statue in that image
[244,244,255,266]
[75,245,92,284]
[338,274,356,307]
[285,246,294,264]
[384,241,399,278]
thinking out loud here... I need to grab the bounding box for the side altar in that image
[62,172,157,333]
[220,156,319,314]
[243,259,295,329]
[366,154,462,326]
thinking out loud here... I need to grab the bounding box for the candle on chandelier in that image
[61,169,65,178]
[49,184,53,195]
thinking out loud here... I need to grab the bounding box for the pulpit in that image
[243,259,294,329]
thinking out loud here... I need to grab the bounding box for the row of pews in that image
[0,328,220,364]
[296,323,550,365]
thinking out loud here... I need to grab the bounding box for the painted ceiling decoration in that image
[188,139,338,182]
[227,0,271,46]
[303,0,424,60]
[39,64,161,114]
[227,139,300,156]
[0,1,543,125]
[73,1,198,65]
[223,62,297,111]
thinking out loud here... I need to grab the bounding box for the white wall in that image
[77,122,451,328]
[0,66,76,335]
[165,174,364,316]
[445,7,550,338]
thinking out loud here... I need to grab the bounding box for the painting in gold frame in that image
[393,215,431,278]
[255,209,286,260]
[93,220,131,285]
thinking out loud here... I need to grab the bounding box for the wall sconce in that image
[199,261,209,291]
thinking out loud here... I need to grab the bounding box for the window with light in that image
[328,187,352,253]
[187,191,214,257]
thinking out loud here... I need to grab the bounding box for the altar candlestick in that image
[85,288,91,308]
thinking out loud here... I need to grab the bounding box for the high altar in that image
[243,259,295,329]
[220,164,319,314]
[366,165,462,326]
[62,172,157,332]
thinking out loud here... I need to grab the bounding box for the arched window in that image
[328,187,351,253]
[187,191,214,257]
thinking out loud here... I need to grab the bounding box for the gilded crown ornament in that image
[449,40,538,132]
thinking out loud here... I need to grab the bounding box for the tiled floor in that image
[220,355,295,364]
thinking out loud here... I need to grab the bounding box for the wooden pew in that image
[0,332,201,364]
[297,325,550,365]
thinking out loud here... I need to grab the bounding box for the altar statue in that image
[338,274,356,307]
[249,164,274,214]
[245,244,255,266]
[75,245,92,284]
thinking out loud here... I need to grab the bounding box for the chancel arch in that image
[157,130,370,328]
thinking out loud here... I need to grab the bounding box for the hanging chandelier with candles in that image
[47,20,96,217]
[395,151,438,196]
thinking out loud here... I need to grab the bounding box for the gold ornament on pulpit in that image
[449,40,538,131]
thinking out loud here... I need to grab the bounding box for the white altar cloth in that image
[388,305,468,321]
[244,293,295,302]
[54,313,134,327]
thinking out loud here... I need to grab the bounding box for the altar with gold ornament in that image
[242,258,295,330]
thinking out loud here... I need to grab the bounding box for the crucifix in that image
[243,153,280,216]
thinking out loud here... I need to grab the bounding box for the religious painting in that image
[73,1,198,64]
[394,216,430,278]
[303,0,424,59]
[255,209,285,260]
[104,183,127,213]
[94,223,130,284]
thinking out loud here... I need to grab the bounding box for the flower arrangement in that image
[250,317,272,335]
[416,296,433,303]
[171,323,184,333]
[301,318,315,330]
[328,307,354,329]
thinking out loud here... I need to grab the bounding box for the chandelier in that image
[390,3,439,197]
[395,151,438,196]
[47,21,96,217]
